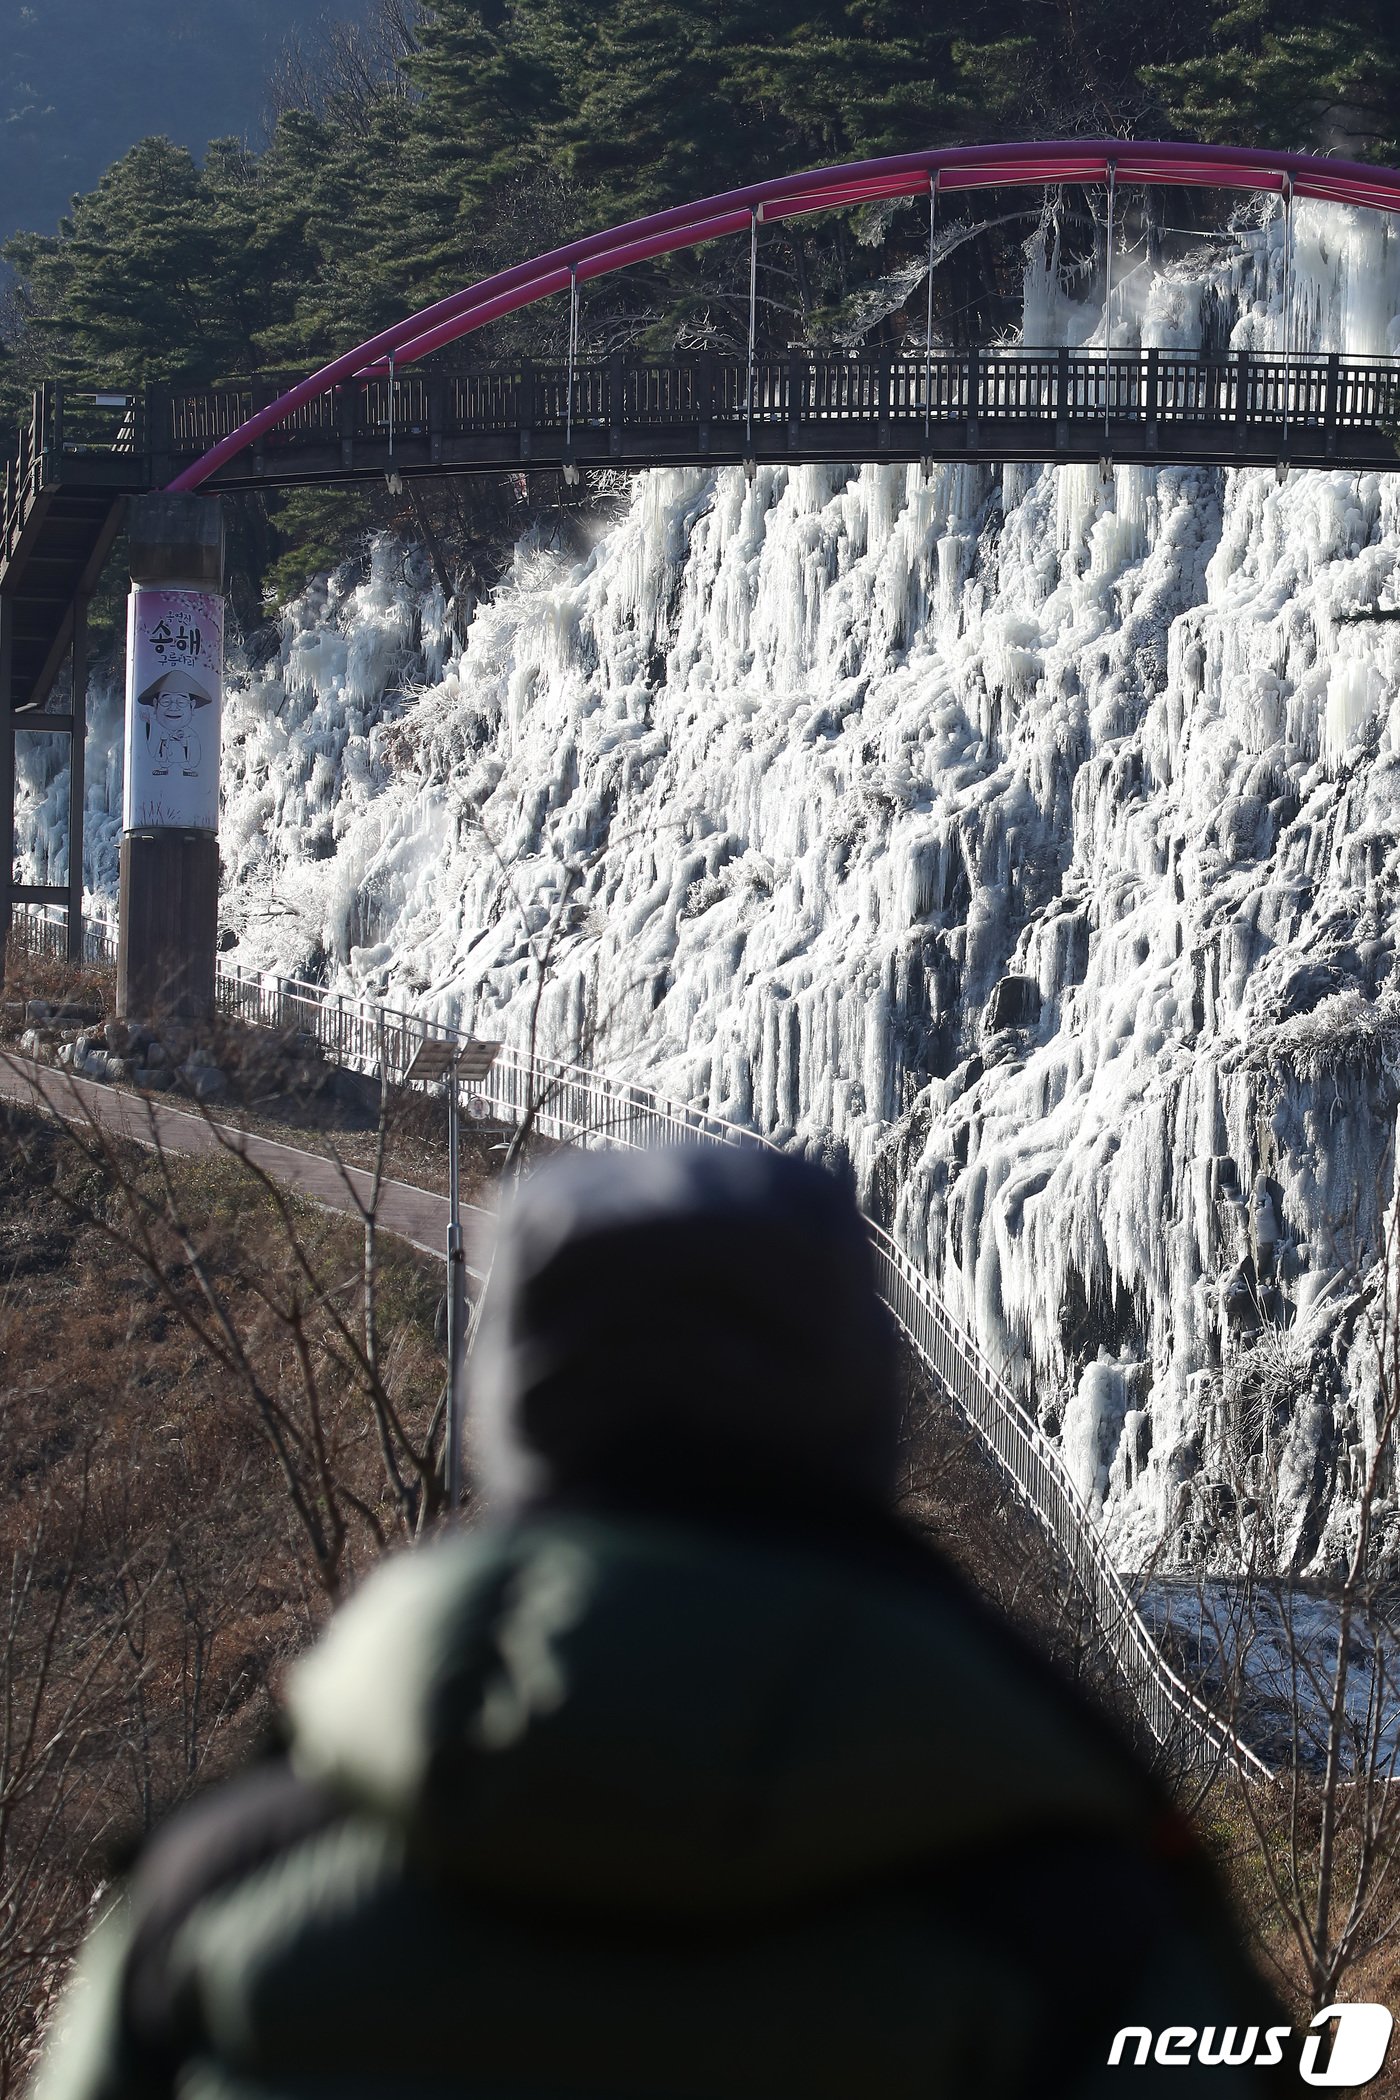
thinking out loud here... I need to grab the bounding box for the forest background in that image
[4,0,1400,609]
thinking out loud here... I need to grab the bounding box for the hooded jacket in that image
[33,1149,1291,2097]
[34,1509,1291,2100]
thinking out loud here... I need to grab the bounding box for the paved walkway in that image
[0,1052,496,1276]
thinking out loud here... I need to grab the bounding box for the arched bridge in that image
[161,134,1400,491]
[5,137,1400,931]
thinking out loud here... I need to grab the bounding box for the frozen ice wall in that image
[14,674,124,904]
[33,198,1400,1575]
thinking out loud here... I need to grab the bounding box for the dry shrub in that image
[896,1355,1124,1727]
[0,1103,447,2085]
[1201,1774,1400,2092]
[1,929,115,1020]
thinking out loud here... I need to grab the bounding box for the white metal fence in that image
[8,905,1267,1773]
[7,902,116,969]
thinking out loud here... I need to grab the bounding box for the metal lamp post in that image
[405,1033,502,1513]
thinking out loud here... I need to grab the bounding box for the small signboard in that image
[123,586,223,832]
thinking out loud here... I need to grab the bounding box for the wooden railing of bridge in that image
[6,347,1400,547]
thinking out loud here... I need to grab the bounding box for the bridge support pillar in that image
[117,494,225,1023]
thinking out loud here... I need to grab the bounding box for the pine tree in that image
[1142,2,1400,161]
[6,138,250,387]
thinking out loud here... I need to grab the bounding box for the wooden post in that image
[36,383,51,488]
[339,379,362,471]
[609,351,625,459]
[147,385,172,490]
[518,357,535,464]
[1324,352,1341,457]
[697,351,713,457]
[251,379,274,478]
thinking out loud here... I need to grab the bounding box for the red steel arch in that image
[167,137,1400,493]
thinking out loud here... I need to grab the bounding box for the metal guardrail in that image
[868,1241,1272,1771]
[8,898,117,968]
[6,905,1268,1773]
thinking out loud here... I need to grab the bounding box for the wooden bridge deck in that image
[8,347,1400,524]
[2,344,1397,948]
[151,346,1400,482]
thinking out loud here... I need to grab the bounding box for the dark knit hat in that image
[472,1144,900,1517]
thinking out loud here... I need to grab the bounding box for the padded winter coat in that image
[33,1509,1292,2099]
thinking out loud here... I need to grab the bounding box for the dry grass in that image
[1,934,115,1020]
[1197,1777,1400,2091]
[0,1102,448,2088]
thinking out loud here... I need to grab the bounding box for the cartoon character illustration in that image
[135,669,215,778]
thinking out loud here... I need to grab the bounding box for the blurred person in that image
[34,1145,1290,2098]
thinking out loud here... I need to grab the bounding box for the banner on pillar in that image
[123,587,223,831]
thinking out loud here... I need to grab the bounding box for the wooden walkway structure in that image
[0,388,133,952]
[3,345,1399,957]
[26,346,1400,494]
[11,132,1400,954]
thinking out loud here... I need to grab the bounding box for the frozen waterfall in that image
[21,191,1400,1576]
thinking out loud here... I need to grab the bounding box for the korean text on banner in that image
[123,588,224,831]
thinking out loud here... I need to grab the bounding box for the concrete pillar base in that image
[117,830,219,1021]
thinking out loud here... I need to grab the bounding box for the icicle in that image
[117,190,1400,1581]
